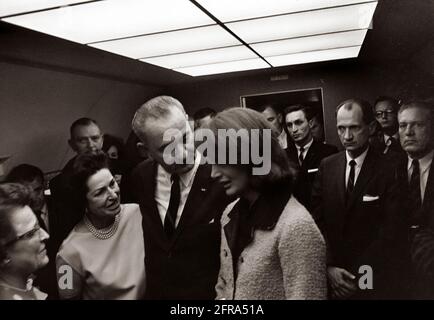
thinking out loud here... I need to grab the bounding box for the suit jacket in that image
[370,134,405,156]
[49,157,83,249]
[399,153,434,298]
[311,148,408,299]
[287,140,338,210]
[128,160,229,299]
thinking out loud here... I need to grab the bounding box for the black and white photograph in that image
[0,0,433,311]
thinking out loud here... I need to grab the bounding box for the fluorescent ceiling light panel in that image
[174,58,269,76]
[141,45,256,69]
[226,2,377,43]
[0,0,87,17]
[251,30,367,57]
[3,0,214,43]
[90,25,241,59]
[196,0,376,22]
[266,46,361,67]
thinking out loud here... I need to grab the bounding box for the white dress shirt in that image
[407,150,434,203]
[155,151,201,227]
[345,147,369,188]
[295,138,314,164]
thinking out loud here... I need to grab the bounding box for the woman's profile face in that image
[86,168,121,218]
[6,206,49,275]
[211,164,249,197]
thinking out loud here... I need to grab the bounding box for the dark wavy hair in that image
[71,151,110,212]
[0,183,33,263]
[206,107,296,193]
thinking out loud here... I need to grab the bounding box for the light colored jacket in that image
[216,196,327,300]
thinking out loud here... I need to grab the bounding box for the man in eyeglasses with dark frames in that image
[371,96,404,155]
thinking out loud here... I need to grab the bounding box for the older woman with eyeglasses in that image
[0,183,50,300]
[56,151,145,299]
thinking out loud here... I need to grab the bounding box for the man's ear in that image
[308,119,314,129]
[136,142,151,159]
[68,139,77,152]
[277,113,283,124]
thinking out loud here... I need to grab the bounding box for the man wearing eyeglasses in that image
[371,96,404,155]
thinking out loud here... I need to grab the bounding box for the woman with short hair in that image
[56,151,145,299]
[208,108,327,300]
[0,183,50,300]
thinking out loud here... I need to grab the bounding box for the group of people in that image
[0,94,432,300]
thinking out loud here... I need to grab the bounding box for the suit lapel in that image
[139,161,168,249]
[423,164,434,208]
[303,141,319,169]
[169,164,211,246]
[347,148,377,210]
[223,202,242,256]
[334,153,348,224]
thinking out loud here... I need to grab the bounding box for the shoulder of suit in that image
[321,150,344,164]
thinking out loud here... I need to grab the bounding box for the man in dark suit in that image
[128,95,228,300]
[284,104,338,210]
[397,101,434,298]
[371,96,404,155]
[50,118,104,249]
[311,98,407,299]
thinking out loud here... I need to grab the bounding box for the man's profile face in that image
[143,107,195,174]
[285,110,312,146]
[336,104,372,157]
[70,123,103,155]
[398,107,432,158]
[261,107,282,134]
[375,101,398,131]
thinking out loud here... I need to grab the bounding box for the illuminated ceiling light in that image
[3,0,214,43]
[266,46,361,67]
[141,45,256,69]
[90,25,241,59]
[174,58,269,76]
[251,30,367,57]
[0,0,87,17]
[226,2,377,43]
[196,0,375,22]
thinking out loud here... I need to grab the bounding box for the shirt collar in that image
[228,180,292,230]
[407,150,434,174]
[295,138,314,152]
[383,132,399,144]
[346,146,369,167]
[158,151,201,188]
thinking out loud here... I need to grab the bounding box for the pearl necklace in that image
[84,210,121,240]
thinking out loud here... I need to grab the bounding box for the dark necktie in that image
[299,147,305,165]
[164,174,180,238]
[384,136,393,154]
[346,159,357,197]
[409,159,421,209]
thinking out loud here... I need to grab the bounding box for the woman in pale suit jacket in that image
[207,108,327,300]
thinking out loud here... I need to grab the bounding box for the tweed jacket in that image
[215,191,327,300]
